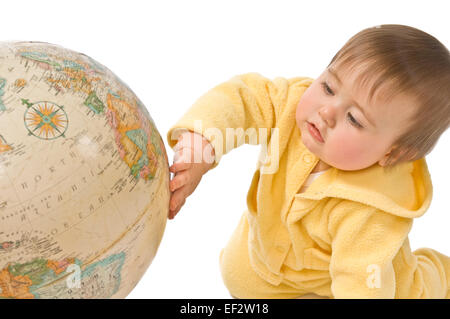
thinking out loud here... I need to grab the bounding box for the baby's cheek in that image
[327,135,373,169]
[296,96,310,121]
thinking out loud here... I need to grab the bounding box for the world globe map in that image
[0,42,170,298]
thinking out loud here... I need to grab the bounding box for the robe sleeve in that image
[166,73,303,169]
[328,200,413,298]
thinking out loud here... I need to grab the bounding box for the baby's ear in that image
[378,155,389,167]
[378,146,419,167]
[378,151,395,167]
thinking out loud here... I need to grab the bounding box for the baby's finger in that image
[169,187,186,211]
[169,172,189,192]
[170,161,191,173]
[169,198,186,219]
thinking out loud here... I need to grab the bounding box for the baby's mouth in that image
[307,122,324,143]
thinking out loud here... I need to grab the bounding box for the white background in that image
[2,0,448,298]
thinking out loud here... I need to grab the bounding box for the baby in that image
[166,24,450,298]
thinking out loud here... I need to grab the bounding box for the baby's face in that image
[296,64,417,171]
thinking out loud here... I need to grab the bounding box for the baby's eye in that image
[347,112,363,128]
[321,82,334,96]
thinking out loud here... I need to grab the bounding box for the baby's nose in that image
[319,109,336,127]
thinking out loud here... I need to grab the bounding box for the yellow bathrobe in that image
[166,73,449,299]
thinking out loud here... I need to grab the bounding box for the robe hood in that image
[296,157,433,219]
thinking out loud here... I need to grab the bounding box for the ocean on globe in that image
[0,41,170,298]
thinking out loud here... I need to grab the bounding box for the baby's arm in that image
[166,73,289,218]
[166,73,311,218]
[166,73,309,169]
[328,201,449,298]
[328,202,410,298]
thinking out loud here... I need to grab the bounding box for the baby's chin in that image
[299,125,378,171]
[321,156,380,171]
[302,142,376,171]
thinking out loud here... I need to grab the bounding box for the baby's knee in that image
[219,246,250,298]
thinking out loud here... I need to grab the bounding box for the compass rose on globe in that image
[21,98,68,140]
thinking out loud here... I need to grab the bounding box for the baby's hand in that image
[168,131,215,219]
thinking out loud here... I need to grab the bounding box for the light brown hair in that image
[327,24,450,167]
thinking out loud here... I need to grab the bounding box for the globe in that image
[0,41,170,298]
